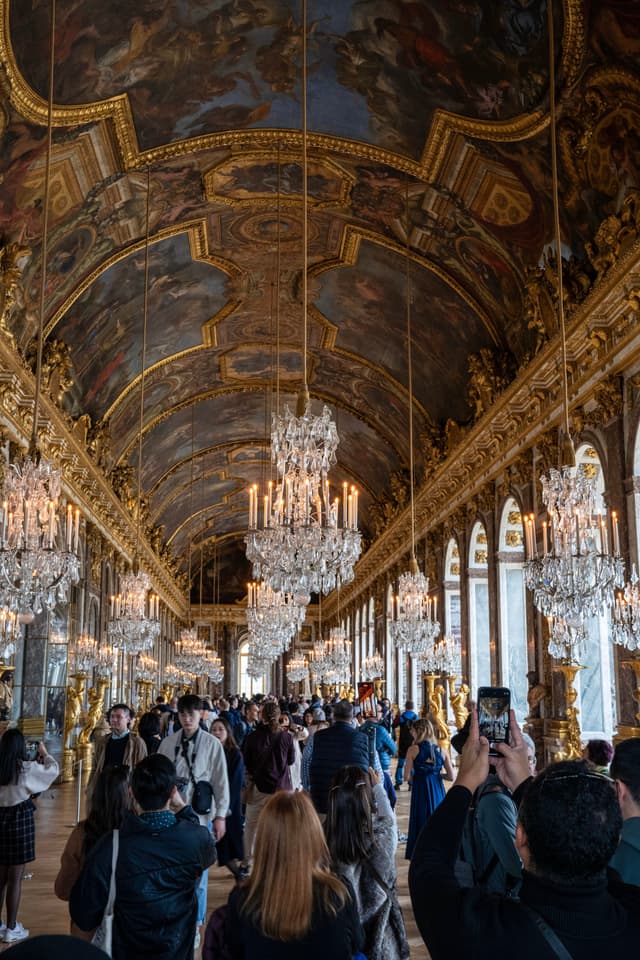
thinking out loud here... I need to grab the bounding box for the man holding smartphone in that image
[409,710,640,959]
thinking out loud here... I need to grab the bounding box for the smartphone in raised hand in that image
[477,687,510,757]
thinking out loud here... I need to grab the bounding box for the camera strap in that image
[175,731,199,790]
[518,903,574,960]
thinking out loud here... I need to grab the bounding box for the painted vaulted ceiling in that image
[0,1,639,602]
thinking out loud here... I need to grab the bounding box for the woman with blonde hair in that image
[223,791,364,958]
[404,717,454,860]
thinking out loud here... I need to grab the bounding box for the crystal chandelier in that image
[325,625,352,677]
[107,569,160,654]
[174,626,206,674]
[71,634,97,674]
[362,652,384,680]
[163,663,183,686]
[244,4,361,598]
[95,643,117,679]
[286,652,308,684]
[611,565,640,652]
[246,580,305,652]
[546,613,588,661]
[204,649,224,684]
[245,423,362,597]
[135,653,158,682]
[0,462,82,615]
[523,466,624,627]
[391,561,440,654]
[247,650,271,679]
[420,633,460,674]
[0,12,82,617]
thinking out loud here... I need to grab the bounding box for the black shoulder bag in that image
[518,903,574,960]
[175,732,214,816]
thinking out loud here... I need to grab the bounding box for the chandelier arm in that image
[32,0,57,452]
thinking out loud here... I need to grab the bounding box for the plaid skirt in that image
[0,799,36,864]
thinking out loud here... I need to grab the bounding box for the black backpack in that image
[455,778,520,895]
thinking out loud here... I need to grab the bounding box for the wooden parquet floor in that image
[0,776,429,958]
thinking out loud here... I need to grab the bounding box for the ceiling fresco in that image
[1,1,640,601]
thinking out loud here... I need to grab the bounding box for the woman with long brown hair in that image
[241,701,295,858]
[404,718,454,860]
[224,791,364,958]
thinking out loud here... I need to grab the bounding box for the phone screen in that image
[477,687,510,756]
[25,741,39,761]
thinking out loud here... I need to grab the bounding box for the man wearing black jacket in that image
[70,754,216,960]
[409,710,640,960]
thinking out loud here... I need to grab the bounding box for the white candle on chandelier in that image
[433,595,438,621]
[74,508,80,552]
[263,494,268,529]
[347,492,353,528]
[612,511,620,555]
[342,482,348,529]
[110,594,115,617]
[542,520,548,555]
[352,486,358,528]
[600,515,608,554]
[267,480,273,520]
[66,503,73,550]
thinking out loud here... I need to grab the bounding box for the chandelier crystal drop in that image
[0,459,81,615]
[391,561,440,654]
[107,569,160,655]
[611,565,640,652]
[523,465,624,637]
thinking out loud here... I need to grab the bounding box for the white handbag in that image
[91,828,119,957]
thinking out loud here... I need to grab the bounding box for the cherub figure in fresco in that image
[375,3,469,95]
[0,242,30,338]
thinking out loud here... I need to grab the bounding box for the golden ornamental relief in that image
[505,530,523,548]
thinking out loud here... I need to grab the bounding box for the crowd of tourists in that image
[1,691,640,958]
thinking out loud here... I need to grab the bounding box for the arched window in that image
[368,596,375,660]
[385,583,395,702]
[498,498,528,720]
[354,607,361,680]
[572,444,616,738]
[238,636,265,698]
[444,538,461,642]
[469,522,490,692]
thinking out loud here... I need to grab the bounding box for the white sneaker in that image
[194,927,201,949]
[4,922,29,943]
[0,923,6,938]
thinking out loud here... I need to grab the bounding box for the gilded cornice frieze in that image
[322,240,640,619]
[0,340,186,617]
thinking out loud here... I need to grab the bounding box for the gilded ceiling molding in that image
[46,219,244,339]
[1,0,582,181]
[322,239,640,618]
[203,150,355,209]
[0,338,186,617]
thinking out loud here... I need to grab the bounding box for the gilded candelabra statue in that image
[76,678,109,778]
[556,663,585,760]
[62,674,86,782]
[425,673,450,747]
[447,678,470,730]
